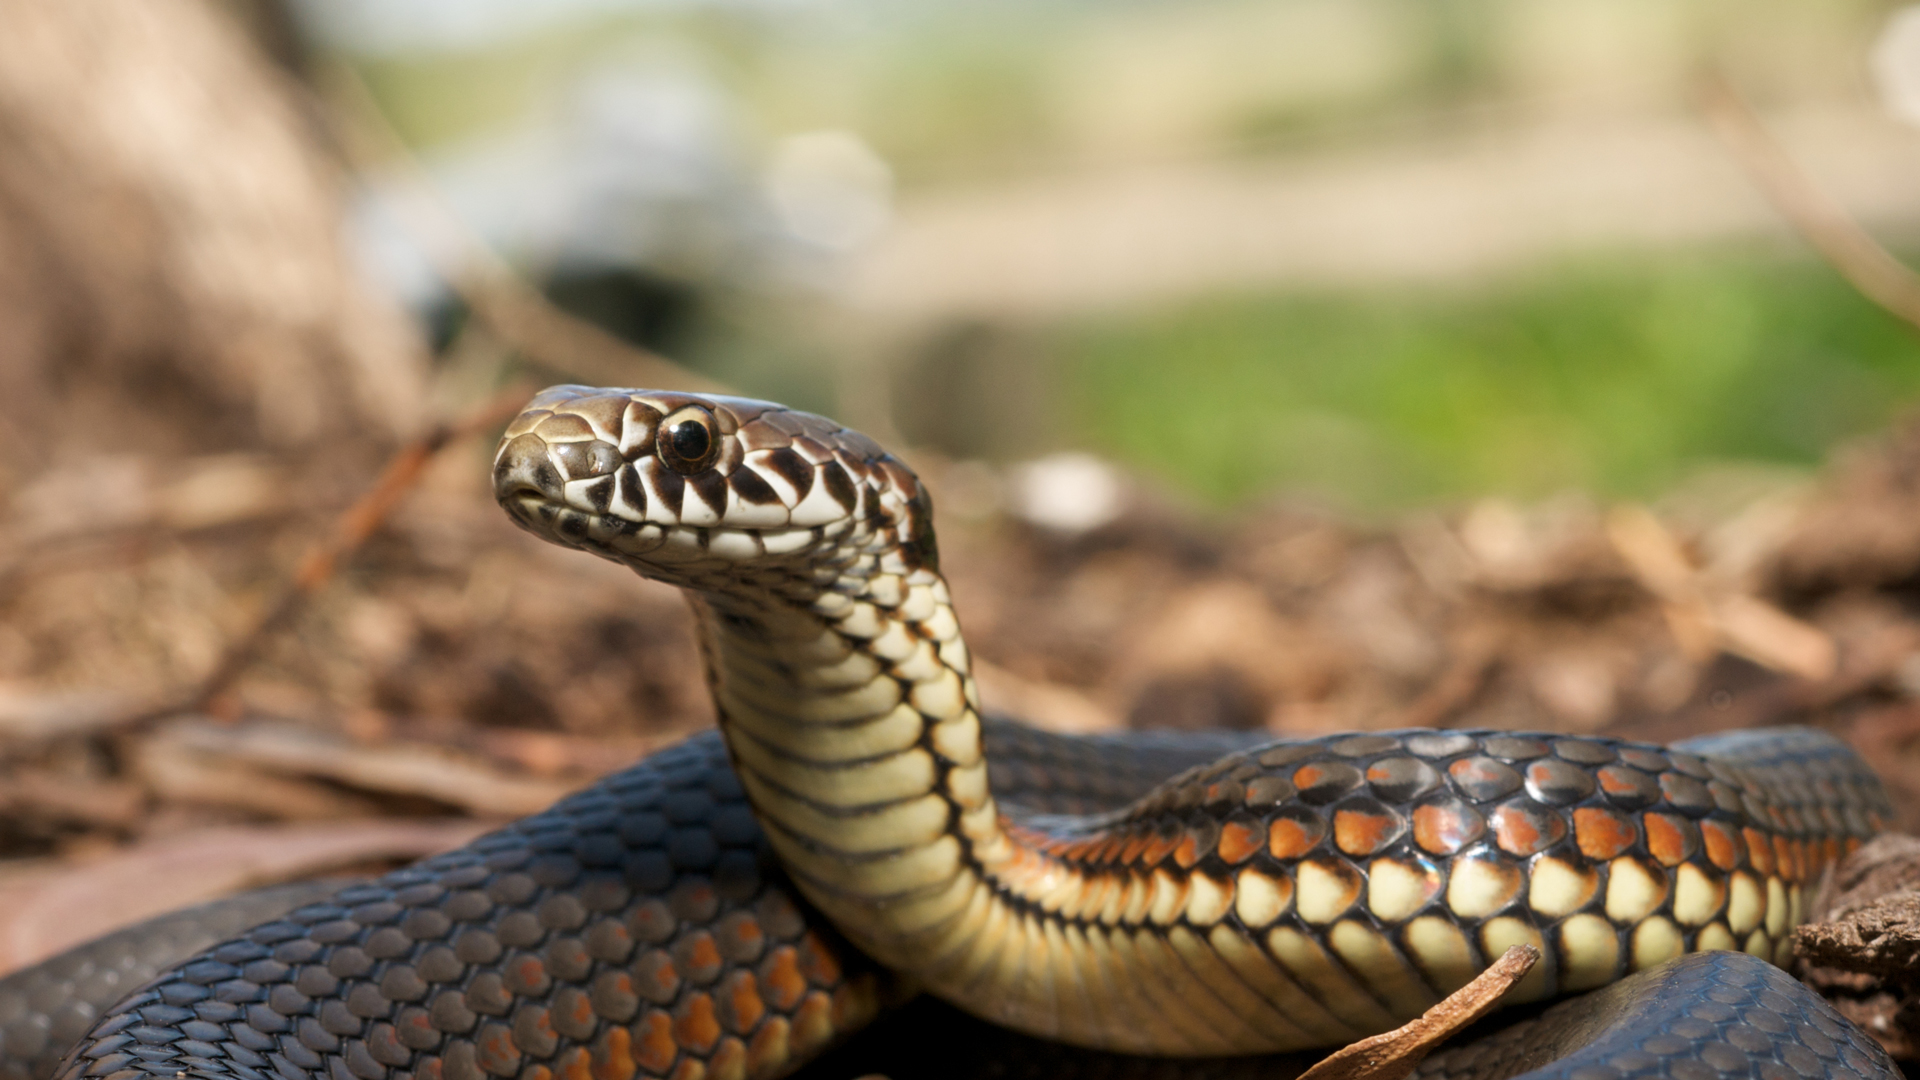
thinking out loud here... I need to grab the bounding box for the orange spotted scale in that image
[1005,724,1886,1017]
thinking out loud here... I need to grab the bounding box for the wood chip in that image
[0,684,144,742]
[1712,592,1838,683]
[1296,945,1540,1080]
[1606,506,1701,604]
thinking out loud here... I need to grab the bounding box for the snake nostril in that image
[493,434,565,501]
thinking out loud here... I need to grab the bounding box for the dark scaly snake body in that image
[0,883,344,1080]
[37,725,1266,1080]
[36,385,1904,1080]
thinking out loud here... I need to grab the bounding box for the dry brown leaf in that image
[0,820,487,974]
[6,455,290,546]
[158,719,580,817]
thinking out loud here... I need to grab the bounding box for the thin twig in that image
[118,384,536,730]
[314,60,726,394]
[1606,504,1837,681]
[1701,73,1920,334]
[1296,945,1541,1080]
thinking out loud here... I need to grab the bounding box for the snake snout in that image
[492,433,566,506]
[494,386,635,502]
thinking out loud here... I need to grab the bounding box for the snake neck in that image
[692,567,1371,1057]
[690,561,1070,961]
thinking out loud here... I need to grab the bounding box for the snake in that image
[17,384,1902,1080]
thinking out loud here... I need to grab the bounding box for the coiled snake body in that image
[32,387,1904,1080]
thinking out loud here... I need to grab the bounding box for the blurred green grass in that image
[1059,251,1920,509]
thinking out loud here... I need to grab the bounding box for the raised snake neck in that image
[35,384,1903,1080]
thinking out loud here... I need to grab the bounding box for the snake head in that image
[493,385,937,589]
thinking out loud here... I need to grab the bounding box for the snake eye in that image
[657,406,720,473]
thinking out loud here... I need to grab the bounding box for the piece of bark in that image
[1798,892,1920,983]
[1814,834,1920,919]
[972,658,1120,734]
[1795,833,1920,1059]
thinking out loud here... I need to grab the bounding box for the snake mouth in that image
[499,488,834,571]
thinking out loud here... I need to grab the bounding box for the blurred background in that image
[7,0,1920,1042]
[321,0,1920,507]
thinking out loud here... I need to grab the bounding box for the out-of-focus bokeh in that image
[9,1,1920,1044]
[327,0,1920,506]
